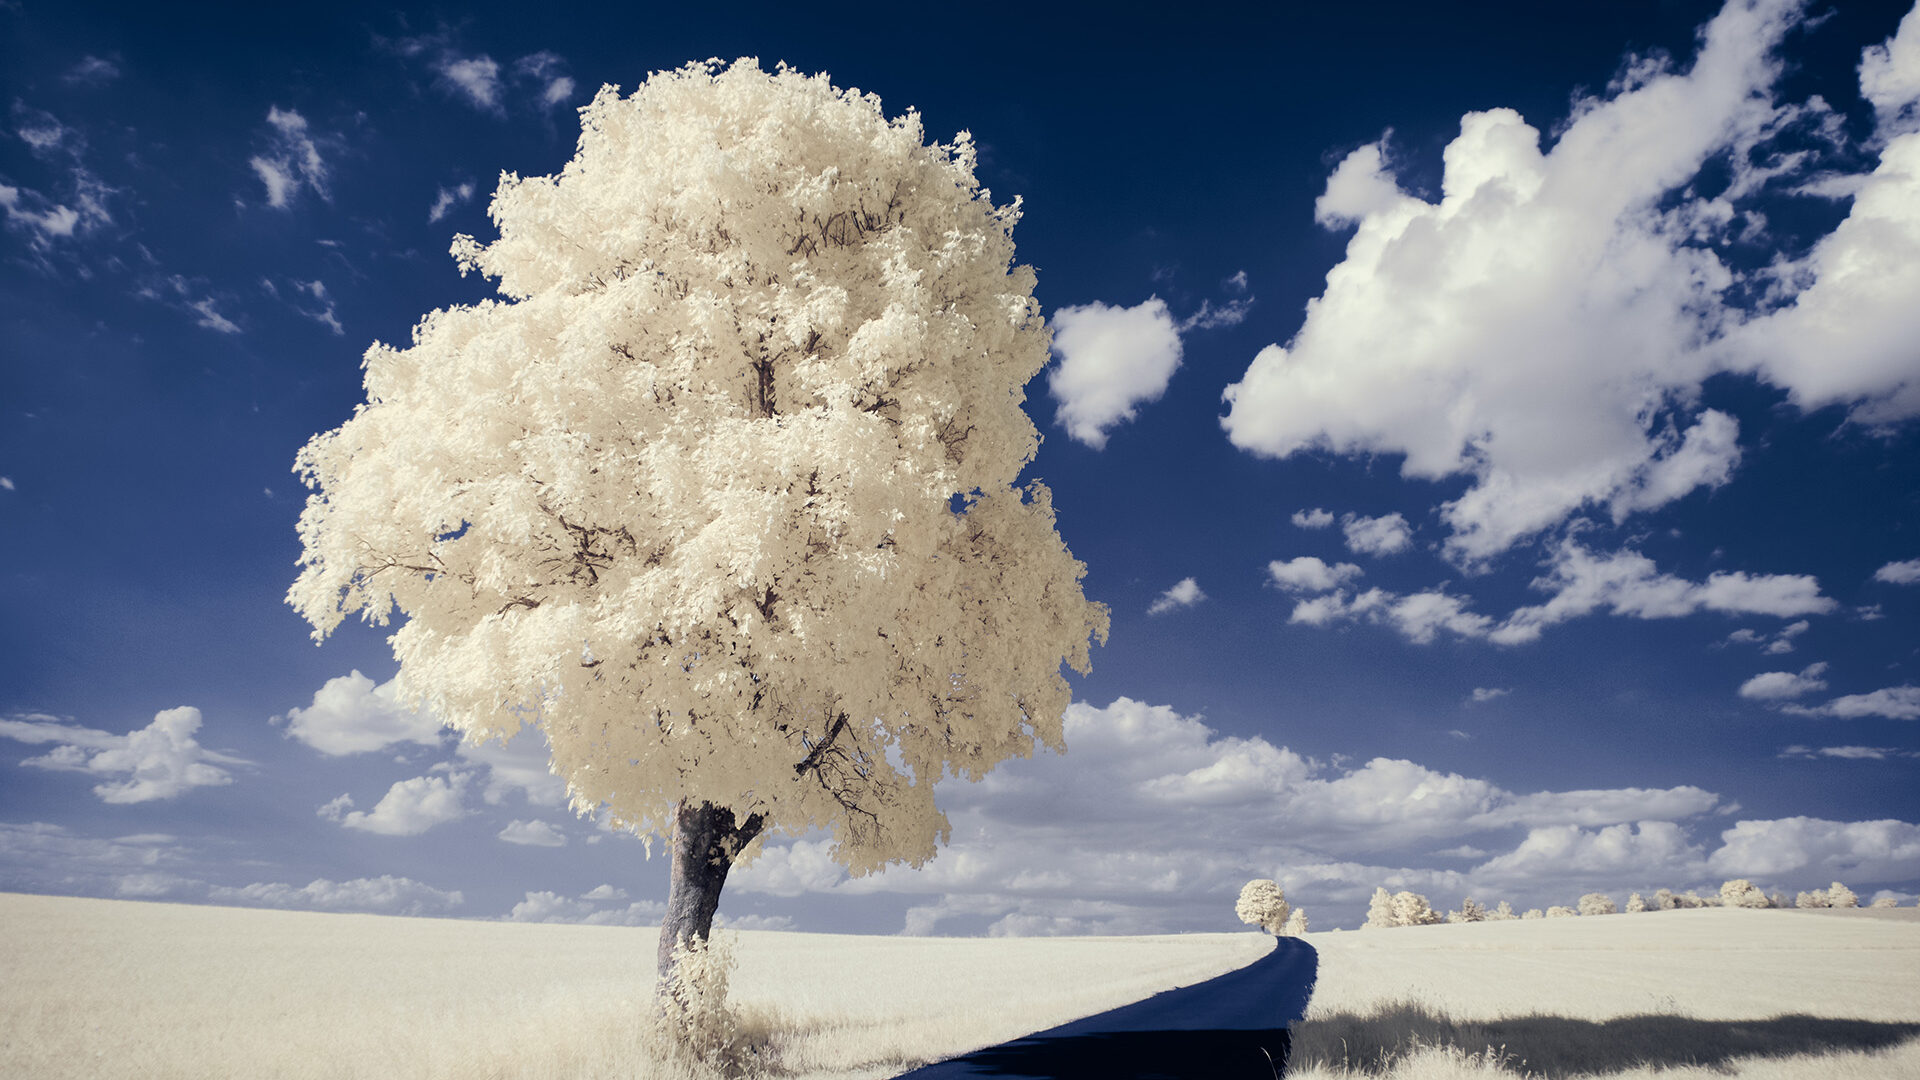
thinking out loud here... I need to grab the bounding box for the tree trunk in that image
[657,800,765,982]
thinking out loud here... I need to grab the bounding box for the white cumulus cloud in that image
[1291,508,1334,529]
[498,819,568,847]
[1875,558,1920,585]
[210,875,464,916]
[1146,577,1206,615]
[1222,0,1920,565]
[1341,512,1413,556]
[322,773,467,836]
[1708,817,1920,882]
[1268,556,1363,593]
[277,670,445,756]
[1,707,247,803]
[1047,297,1183,448]
[1739,662,1830,701]
[1783,685,1920,721]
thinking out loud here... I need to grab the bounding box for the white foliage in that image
[288,60,1108,876]
[1282,908,1309,936]
[1364,886,1395,929]
[1234,878,1290,934]
[1719,878,1770,908]
[1576,892,1617,916]
[1827,881,1859,908]
[1390,890,1443,927]
[1545,905,1577,919]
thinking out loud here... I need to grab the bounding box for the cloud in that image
[1177,297,1253,332]
[0,824,192,898]
[1708,817,1920,883]
[506,889,666,925]
[1779,745,1918,761]
[249,106,328,209]
[438,55,502,110]
[1288,585,1495,644]
[1,707,247,803]
[1268,556,1363,593]
[498,819,567,847]
[1739,662,1830,701]
[1047,297,1184,448]
[1875,558,1920,585]
[1,105,115,251]
[210,875,464,916]
[1469,687,1511,704]
[455,728,569,807]
[1221,0,1918,565]
[513,51,575,108]
[732,697,1732,930]
[63,55,121,86]
[1783,685,1920,721]
[428,182,475,223]
[1474,822,1708,883]
[1291,508,1334,529]
[1490,539,1835,645]
[276,671,445,755]
[1860,5,1920,138]
[1146,577,1206,615]
[1341,512,1413,556]
[322,773,467,835]
[580,883,627,901]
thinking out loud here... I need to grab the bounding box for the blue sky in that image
[3,0,1918,934]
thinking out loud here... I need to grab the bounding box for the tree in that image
[1827,881,1858,908]
[1391,890,1442,927]
[1626,892,1648,913]
[1719,879,1769,909]
[1577,892,1617,916]
[1283,908,1309,936]
[287,60,1109,985]
[1545,905,1577,918]
[1870,896,1898,909]
[1491,900,1517,920]
[1796,888,1830,908]
[1448,897,1487,924]
[1235,879,1291,934]
[1364,887,1395,929]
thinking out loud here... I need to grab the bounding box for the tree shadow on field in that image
[893,936,1315,1079]
[1293,1000,1920,1077]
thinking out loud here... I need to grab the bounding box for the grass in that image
[0,891,1266,1080]
[1288,908,1920,1079]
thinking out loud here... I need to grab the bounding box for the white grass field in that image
[3,893,1917,1080]
[0,891,1265,1080]
[1293,908,1920,1078]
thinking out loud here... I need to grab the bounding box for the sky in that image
[3,0,1919,936]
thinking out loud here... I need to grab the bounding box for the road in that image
[892,935,1317,1079]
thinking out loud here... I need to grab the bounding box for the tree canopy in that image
[290,60,1108,879]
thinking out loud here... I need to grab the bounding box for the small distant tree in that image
[1448,897,1487,924]
[1626,892,1648,913]
[1235,879,1291,935]
[1283,909,1310,936]
[1870,896,1899,909]
[286,60,1110,991]
[1654,888,1678,910]
[1797,889,1830,909]
[1491,900,1517,920]
[1577,892,1616,916]
[1391,891,1442,927]
[1827,882,1858,908]
[1364,887,1396,929]
[1522,908,1545,920]
[1719,879,1769,909]
[1680,890,1714,908]
[1546,905,1577,918]
[1770,891,1791,909]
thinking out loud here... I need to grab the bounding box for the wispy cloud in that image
[249,106,328,209]
[1147,577,1206,615]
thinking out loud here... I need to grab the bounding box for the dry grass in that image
[1290,908,1920,1079]
[0,891,1266,1080]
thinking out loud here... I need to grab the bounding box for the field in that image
[0,891,1264,1079]
[3,893,1918,1079]
[1292,908,1920,1078]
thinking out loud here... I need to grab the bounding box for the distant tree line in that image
[1359,879,1905,928]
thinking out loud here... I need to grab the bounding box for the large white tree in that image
[288,60,1108,980]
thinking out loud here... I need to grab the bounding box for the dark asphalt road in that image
[892,936,1318,1080]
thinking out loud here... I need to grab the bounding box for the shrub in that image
[1719,879,1770,909]
[1654,888,1678,910]
[1522,908,1545,920]
[1577,892,1617,916]
[1871,896,1899,908]
[1545,906,1577,918]
[1626,892,1647,913]
[1827,881,1858,908]
[1234,879,1291,934]
[1796,889,1830,908]
[652,933,763,1077]
[1283,908,1309,936]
